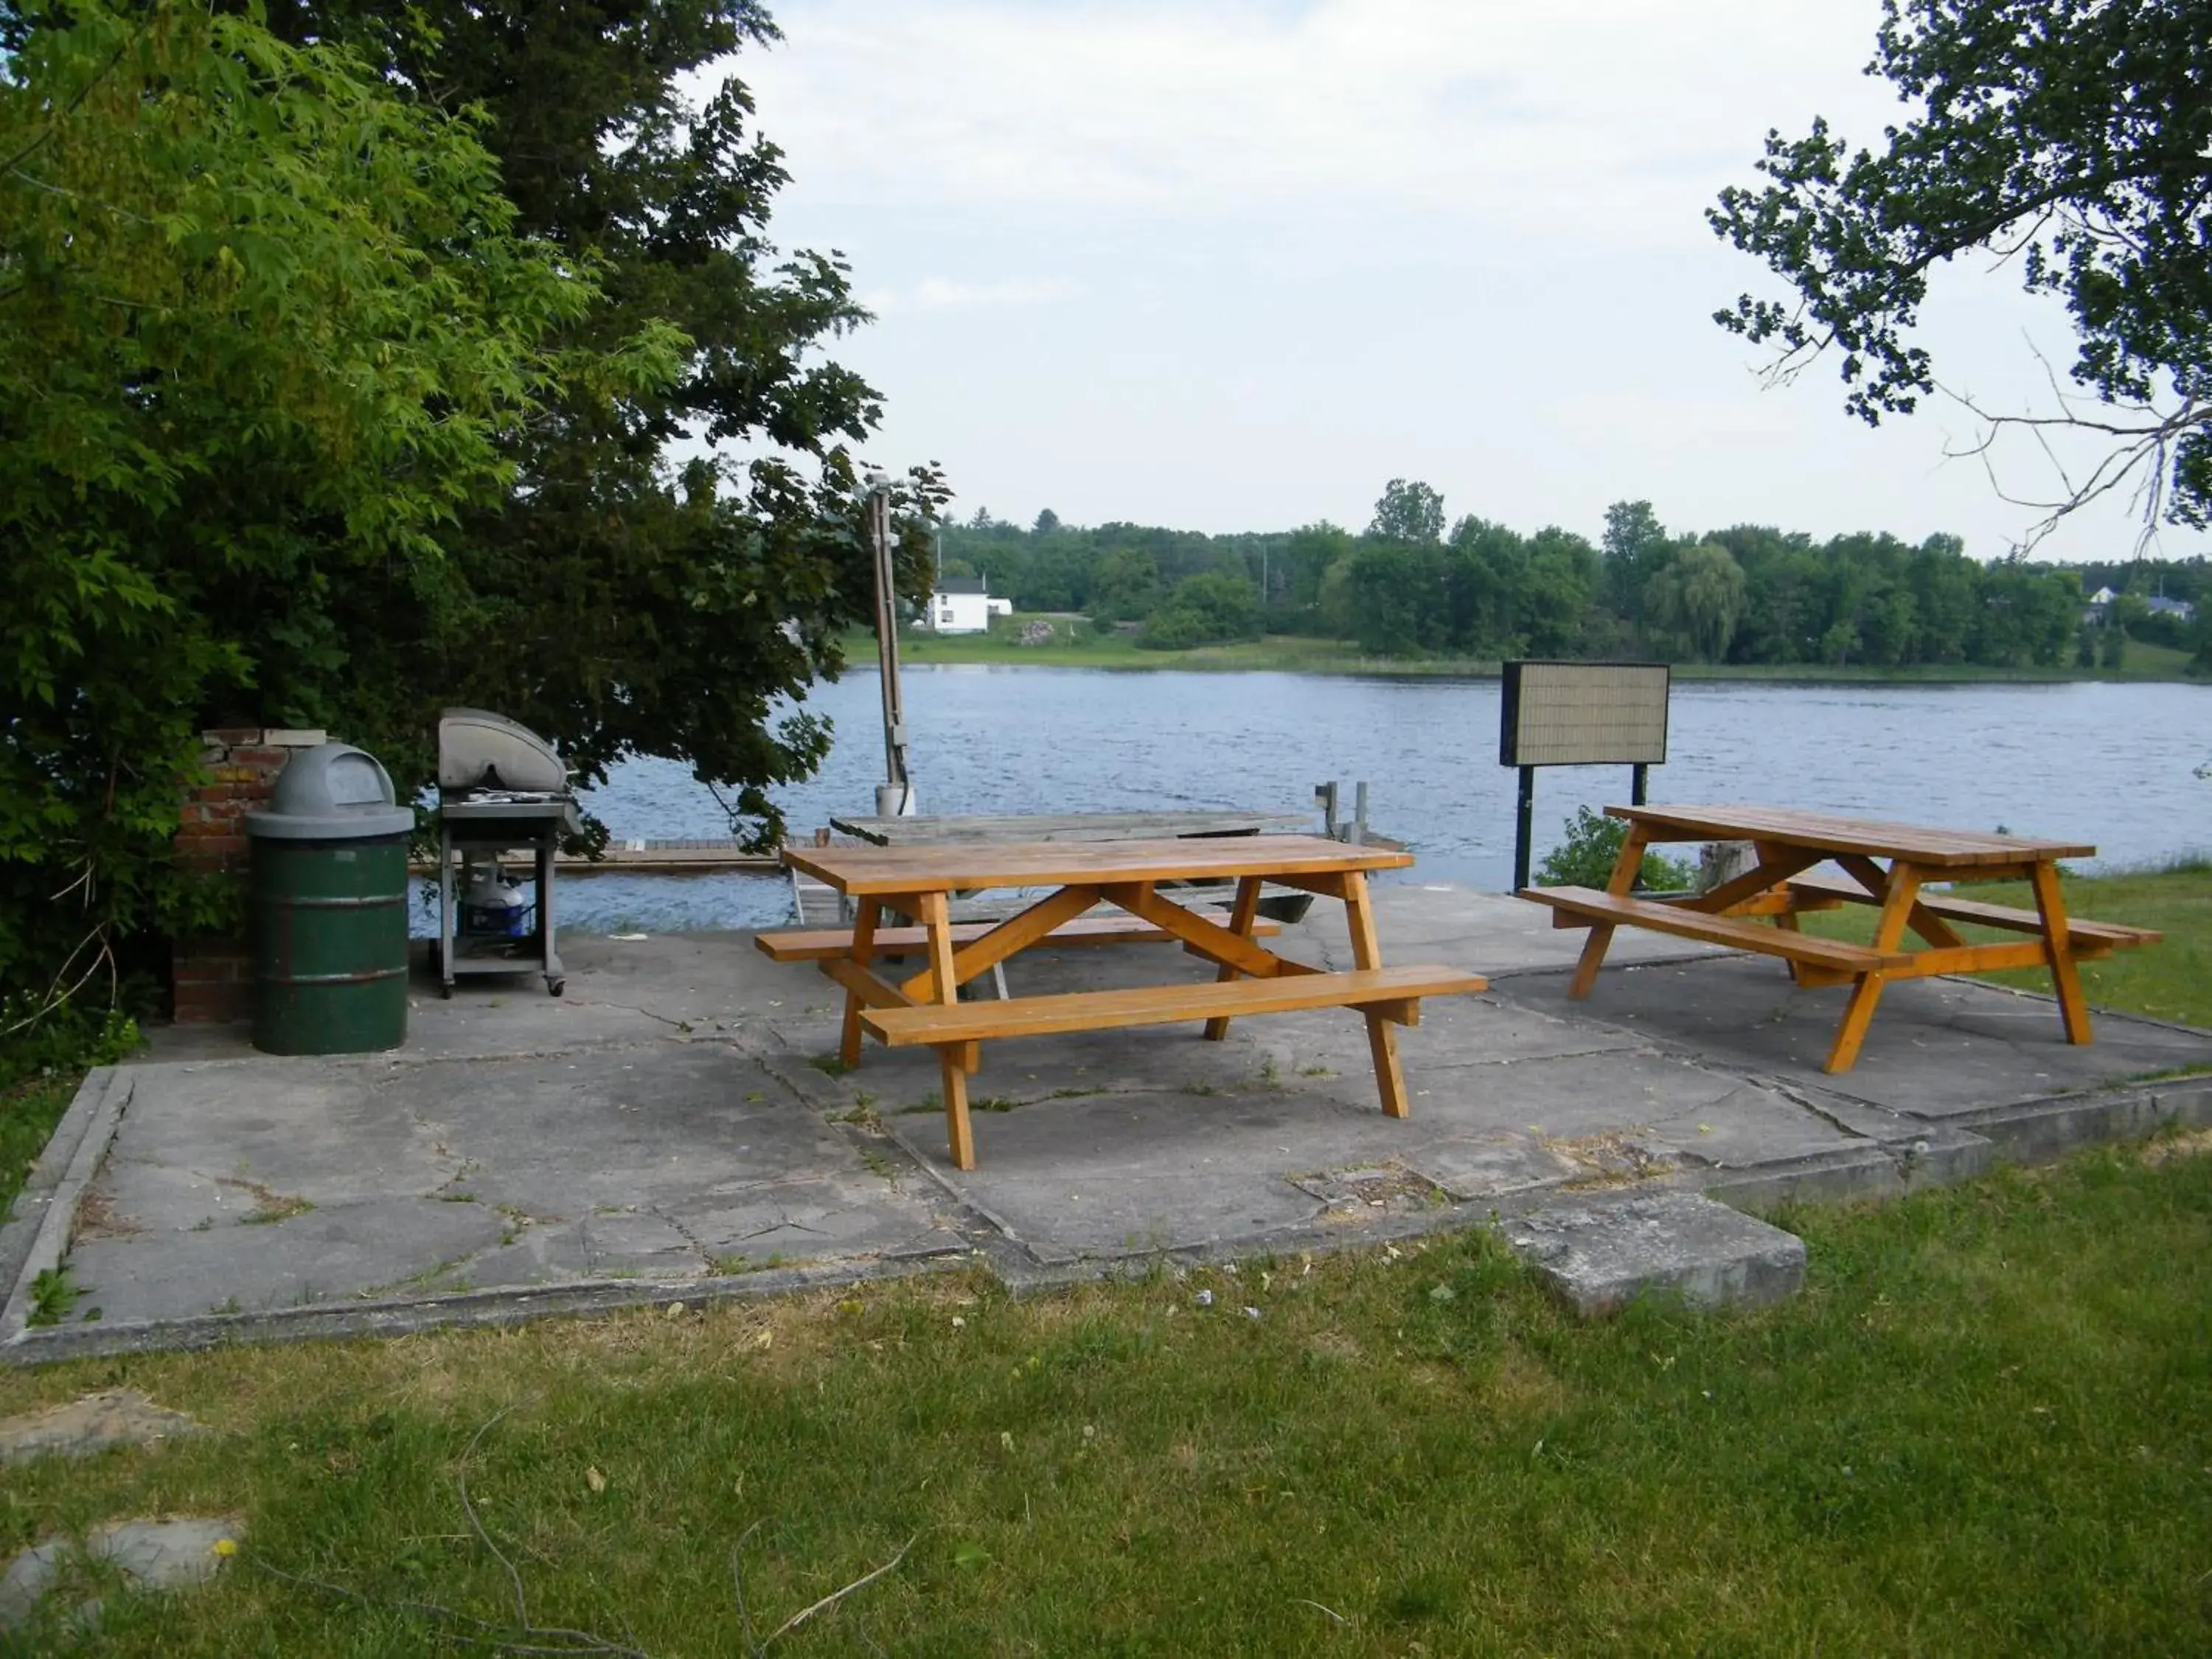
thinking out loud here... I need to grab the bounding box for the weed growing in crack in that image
[710,1251,789,1276]
[27,1267,87,1326]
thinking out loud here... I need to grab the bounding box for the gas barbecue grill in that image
[434,709,581,997]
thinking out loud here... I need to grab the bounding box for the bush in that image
[1135,571,1262,650]
[1536,807,1696,891]
[0,1001,142,1093]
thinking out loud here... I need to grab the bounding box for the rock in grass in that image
[0,1390,204,1466]
[1500,1192,1805,1318]
[0,1517,243,1632]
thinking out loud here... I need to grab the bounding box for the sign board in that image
[1499,661,1669,768]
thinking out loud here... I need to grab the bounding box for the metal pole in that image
[1631,762,1649,807]
[869,481,916,816]
[1513,766,1536,891]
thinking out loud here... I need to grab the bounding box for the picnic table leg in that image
[838,898,882,1068]
[2029,860,2093,1045]
[918,891,979,1169]
[1825,861,1923,1072]
[1342,872,1410,1119]
[1755,840,1813,984]
[936,1046,977,1171]
[1568,822,1651,998]
[1203,875,1265,1041]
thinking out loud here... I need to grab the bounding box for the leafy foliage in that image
[0,0,947,1030]
[1138,571,1262,649]
[254,0,950,829]
[944,492,2104,669]
[0,0,614,1019]
[1711,0,2212,530]
[1535,807,1697,891]
[1646,543,1750,663]
[1367,478,1447,544]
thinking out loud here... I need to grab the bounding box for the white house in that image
[2087,585,2119,606]
[926,575,1009,633]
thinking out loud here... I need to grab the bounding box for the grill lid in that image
[438,709,568,795]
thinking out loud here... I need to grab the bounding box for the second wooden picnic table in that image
[1520,804,2159,1072]
[761,835,1486,1169]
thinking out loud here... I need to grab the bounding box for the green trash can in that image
[245,742,415,1055]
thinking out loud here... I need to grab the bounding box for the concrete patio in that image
[6,886,2210,1361]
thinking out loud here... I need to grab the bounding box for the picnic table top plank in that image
[1610,803,2096,866]
[827,810,1310,846]
[785,833,1413,897]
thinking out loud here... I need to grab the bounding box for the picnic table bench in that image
[760,835,1486,1168]
[1520,804,2158,1072]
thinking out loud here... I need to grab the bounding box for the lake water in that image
[502,672,2212,935]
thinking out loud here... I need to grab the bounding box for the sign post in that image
[1499,661,1670,890]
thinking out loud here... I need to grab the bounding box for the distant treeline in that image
[939,484,2211,670]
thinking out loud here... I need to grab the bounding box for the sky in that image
[719,0,2202,565]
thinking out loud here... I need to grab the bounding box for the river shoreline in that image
[869,629,2202,684]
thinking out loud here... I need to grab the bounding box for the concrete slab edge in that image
[0,1071,114,1309]
[1935,1072,2212,1161]
[0,1070,131,1345]
[10,1077,2208,1364]
[1,1245,979,1367]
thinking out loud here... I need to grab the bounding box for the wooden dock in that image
[410,839,782,877]
[408,810,1385,931]
[828,809,1309,846]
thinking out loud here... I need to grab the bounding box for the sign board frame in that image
[1498,661,1672,891]
[1499,660,1670,768]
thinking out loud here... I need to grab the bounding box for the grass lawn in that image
[1,1144,2208,1654]
[1798,860,2212,1030]
[1,1073,81,1221]
[2,877,2208,1652]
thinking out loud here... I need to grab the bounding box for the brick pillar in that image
[171,727,328,1023]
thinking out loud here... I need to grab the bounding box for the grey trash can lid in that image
[246,742,416,840]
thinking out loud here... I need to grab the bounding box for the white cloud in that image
[737,0,1895,246]
[864,276,1080,314]
[683,1,2205,563]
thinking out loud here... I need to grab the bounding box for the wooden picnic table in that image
[760,835,1486,1169]
[1518,804,2159,1073]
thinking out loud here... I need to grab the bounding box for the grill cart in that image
[434,709,580,998]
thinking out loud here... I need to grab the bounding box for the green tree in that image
[1,0,640,1022]
[1645,543,1749,661]
[1090,546,1163,621]
[1711,0,2212,533]
[1601,500,1670,625]
[1138,572,1262,649]
[1340,542,1450,655]
[1368,479,1447,544]
[1274,522,1354,632]
[255,0,947,827]
[1520,528,1603,655]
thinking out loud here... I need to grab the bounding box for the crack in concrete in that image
[640,1204,713,1268]
[1751,1073,1892,1142]
[571,995,697,1034]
